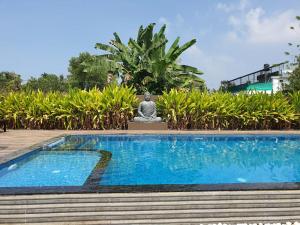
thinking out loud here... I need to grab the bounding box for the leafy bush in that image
[0,94,4,120]
[156,89,189,129]
[1,84,138,130]
[100,84,138,129]
[157,90,300,130]
[2,87,300,130]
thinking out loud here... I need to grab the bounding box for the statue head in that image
[144,92,151,101]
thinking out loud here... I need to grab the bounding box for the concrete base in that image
[128,121,168,130]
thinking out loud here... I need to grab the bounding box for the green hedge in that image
[157,89,300,130]
[0,84,137,130]
[1,87,300,130]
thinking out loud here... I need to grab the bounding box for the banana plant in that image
[95,23,205,94]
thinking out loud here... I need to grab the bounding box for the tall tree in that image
[95,23,205,94]
[287,57,300,91]
[68,52,117,90]
[0,71,22,93]
[23,73,68,92]
[286,16,300,91]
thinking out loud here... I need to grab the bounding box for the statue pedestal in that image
[128,121,168,130]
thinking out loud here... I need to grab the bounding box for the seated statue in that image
[133,92,162,122]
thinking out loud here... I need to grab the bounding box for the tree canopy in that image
[287,56,300,91]
[95,23,205,94]
[68,52,117,90]
[1,24,206,94]
[23,73,69,92]
[0,72,22,93]
[286,16,300,91]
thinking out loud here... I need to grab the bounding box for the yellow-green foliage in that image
[1,84,138,130]
[157,90,300,130]
[0,94,4,119]
[2,87,300,130]
[290,91,300,113]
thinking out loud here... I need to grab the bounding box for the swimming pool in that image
[1,134,300,194]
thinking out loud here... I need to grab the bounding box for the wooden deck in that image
[1,130,300,224]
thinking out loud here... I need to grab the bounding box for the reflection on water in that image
[59,135,300,185]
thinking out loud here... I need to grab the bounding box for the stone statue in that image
[133,92,162,122]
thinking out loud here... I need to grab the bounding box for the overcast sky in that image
[0,0,299,89]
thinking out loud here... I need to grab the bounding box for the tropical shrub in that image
[290,91,300,112]
[96,23,205,94]
[156,89,189,129]
[2,87,300,130]
[100,84,138,129]
[157,90,300,130]
[0,94,4,120]
[1,84,138,130]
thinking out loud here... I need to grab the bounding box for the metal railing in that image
[227,62,287,87]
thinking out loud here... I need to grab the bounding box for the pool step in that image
[2,191,300,205]
[2,208,300,223]
[1,190,300,224]
[3,216,300,225]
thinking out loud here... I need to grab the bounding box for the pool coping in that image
[0,134,66,165]
[1,132,300,195]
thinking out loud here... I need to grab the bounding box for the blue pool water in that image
[1,134,300,188]
[0,150,100,187]
[97,135,300,185]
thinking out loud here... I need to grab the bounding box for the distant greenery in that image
[0,72,22,92]
[68,52,117,90]
[287,56,300,91]
[23,73,69,92]
[286,16,300,91]
[95,23,205,94]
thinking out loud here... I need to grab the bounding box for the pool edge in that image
[2,133,300,195]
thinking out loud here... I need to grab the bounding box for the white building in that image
[225,62,297,94]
